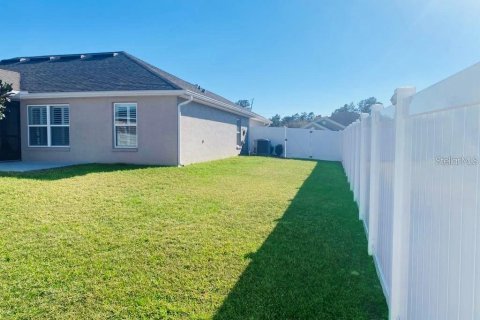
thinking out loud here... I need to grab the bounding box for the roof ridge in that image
[121,53,250,112]
[0,51,122,63]
[122,52,214,95]
[116,54,268,121]
[320,117,346,128]
[121,52,183,90]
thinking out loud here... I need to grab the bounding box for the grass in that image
[0,157,387,319]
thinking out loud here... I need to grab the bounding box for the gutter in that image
[250,117,271,126]
[15,90,186,99]
[6,91,20,100]
[177,95,194,166]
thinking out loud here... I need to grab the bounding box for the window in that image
[114,103,137,148]
[50,106,70,146]
[28,105,70,147]
[236,119,242,146]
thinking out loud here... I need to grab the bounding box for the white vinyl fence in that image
[343,62,480,320]
[249,126,342,161]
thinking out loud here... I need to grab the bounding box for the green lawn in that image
[0,157,387,319]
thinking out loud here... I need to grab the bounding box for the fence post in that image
[355,122,361,202]
[350,126,354,185]
[367,104,383,255]
[348,125,353,189]
[389,87,415,320]
[358,113,369,220]
[351,120,360,193]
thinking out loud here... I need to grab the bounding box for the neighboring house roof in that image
[329,111,360,127]
[0,69,20,91]
[302,117,346,131]
[0,51,268,123]
[303,122,330,130]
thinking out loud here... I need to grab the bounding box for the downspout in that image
[177,95,194,166]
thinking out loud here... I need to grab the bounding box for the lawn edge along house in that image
[0,52,269,165]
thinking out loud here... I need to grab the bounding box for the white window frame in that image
[113,103,138,149]
[27,104,70,147]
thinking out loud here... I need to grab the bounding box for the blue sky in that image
[1,0,480,118]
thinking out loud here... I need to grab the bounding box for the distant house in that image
[329,111,360,127]
[302,116,346,131]
[0,52,269,165]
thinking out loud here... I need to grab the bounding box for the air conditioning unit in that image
[255,139,271,156]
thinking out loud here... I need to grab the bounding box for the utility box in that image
[255,139,271,155]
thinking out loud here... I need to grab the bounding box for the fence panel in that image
[249,126,342,161]
[375,108,396,303]
[285,128,313,159]
[360,116,371,230]
[404,104,480,320]
[249,126,286,151]
[311,130,342,161]
[342,62,480,319]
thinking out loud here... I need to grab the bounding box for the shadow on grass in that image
[0,163,160,181]
[213,161,388,320]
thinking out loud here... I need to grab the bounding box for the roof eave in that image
[16,90,186,100]
[183,90,270,124]
[14,89,270,124]
[302,122,331,130]
[321,117,346,129]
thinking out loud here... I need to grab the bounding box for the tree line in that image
[269,97,380,127]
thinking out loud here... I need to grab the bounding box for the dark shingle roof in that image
[122,53,254,114]
[0,52,181,93]
[329,111,360,127]
[0,51,268,121]
[314,118,345,131]
[303,117,346,131]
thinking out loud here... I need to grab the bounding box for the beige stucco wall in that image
[180,100,249,165]
[20,96,178,165]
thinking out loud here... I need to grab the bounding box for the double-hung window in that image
[114,103,137,148]
[28,105,70,147]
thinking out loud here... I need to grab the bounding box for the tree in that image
[0,80,13,120]
[329,97,380,127]
[330,97,381,116]
[307,112,316,121]
[235,99,251,110]
[332,102,356,115]
[268,112,321,127]
[270,114,281,127]
[357,97,378,114]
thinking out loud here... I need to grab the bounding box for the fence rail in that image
[343,62,480,319]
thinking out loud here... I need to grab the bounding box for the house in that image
[302,116,346,131]
[0,52,269,165]
[329,111,360,127]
